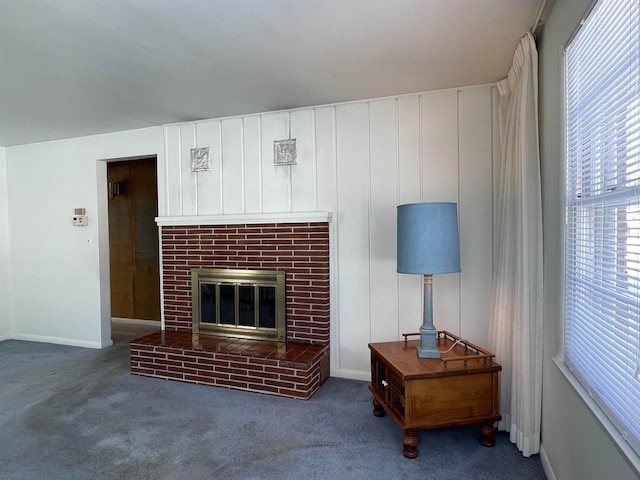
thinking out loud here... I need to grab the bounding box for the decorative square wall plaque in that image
[273,139,297,166]
[191,147,210,172]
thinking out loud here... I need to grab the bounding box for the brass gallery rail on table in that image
[369,331,501,458]
[401,330,496,368]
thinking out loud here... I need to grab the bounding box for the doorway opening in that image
[107,157,161,337]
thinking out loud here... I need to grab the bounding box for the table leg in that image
[479,422,496,447]
[402,430,419,459]
[372,397,386,417]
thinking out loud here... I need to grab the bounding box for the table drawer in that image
[405,372,495,427]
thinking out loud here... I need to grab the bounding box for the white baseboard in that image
[330,367,370,382]
[539,443,557,480]
[111,317,161,327]
[10,333,109,349]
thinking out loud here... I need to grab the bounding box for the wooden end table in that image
[368,331,501,458]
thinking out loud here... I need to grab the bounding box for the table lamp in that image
[397,202,461,358]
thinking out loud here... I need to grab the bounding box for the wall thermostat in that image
[73,209,88,226]
[73,215,88,226]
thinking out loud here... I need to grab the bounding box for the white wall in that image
[539,0,640,478]
[0,146,10,339]
[162,86,497,378]
[5,128,164,348]
[2,85,495,378]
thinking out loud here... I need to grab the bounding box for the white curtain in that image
[488,32,543,457]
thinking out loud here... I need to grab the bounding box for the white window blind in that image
[565,0,640,456]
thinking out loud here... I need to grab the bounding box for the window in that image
[565,0,640,456]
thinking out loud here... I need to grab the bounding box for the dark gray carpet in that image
[0,327,546,480]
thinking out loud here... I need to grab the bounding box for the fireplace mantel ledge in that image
[155,211,333,227]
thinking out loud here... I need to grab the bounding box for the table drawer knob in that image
[381,380,388,387]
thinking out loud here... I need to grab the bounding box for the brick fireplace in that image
[130,217,331,399]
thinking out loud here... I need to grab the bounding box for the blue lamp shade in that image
[397,203,461,275]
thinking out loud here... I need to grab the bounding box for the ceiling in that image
[0,0,549,148]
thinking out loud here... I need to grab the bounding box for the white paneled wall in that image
[458,88,495,343]
[161,85,497,378]
[0,147,10,338]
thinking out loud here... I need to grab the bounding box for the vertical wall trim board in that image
[288,167,293,212]
[395,99,400,340]
[193,125,198,215]
[334,107,341,369]
[219,122,224,213]
[395,98,401,205]
[395,98,401,338]
[367,102,373,341]
[330,219,340,368]
[258,116,263,213]
[331,106,341,369]
[457,90,462,334]
[418,94,424,200]
[178,127,183,215]
[194,175,199,215]
[312,109,318,212]
[456,90,460,194]
[492,86,501,264]
[240,117,246,213]
[288,112,292,212]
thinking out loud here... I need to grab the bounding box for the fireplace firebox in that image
[192,268,286,342]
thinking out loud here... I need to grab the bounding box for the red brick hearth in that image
[130,221,331,399]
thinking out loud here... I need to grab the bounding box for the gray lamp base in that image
[416,275,441,359]
[417,327,441,359]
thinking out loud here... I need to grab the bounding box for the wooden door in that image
[108,157,160,320]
